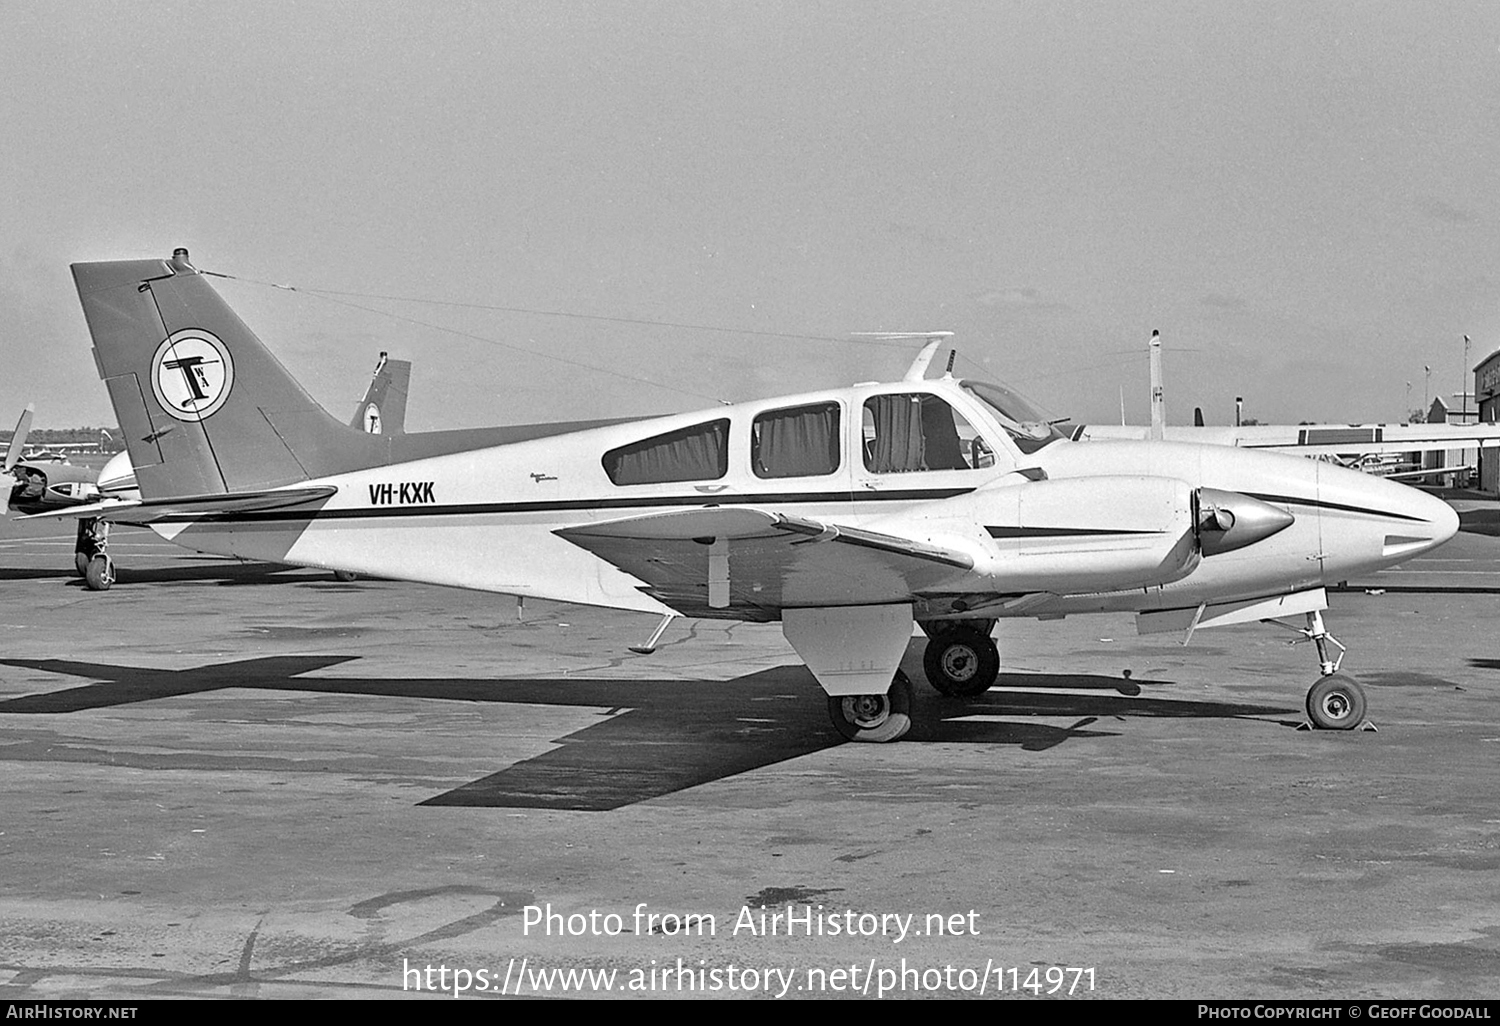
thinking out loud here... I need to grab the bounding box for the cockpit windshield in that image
[959,380,1069,454]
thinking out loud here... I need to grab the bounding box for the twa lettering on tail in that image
[41,248,1459,740]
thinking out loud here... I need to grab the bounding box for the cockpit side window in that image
[752,402,841,478]
[862,393,995,473]
[602,419,730,485]
[959,380,1067,455]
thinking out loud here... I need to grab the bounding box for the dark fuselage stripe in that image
[1244,492,1429,523]
[985,526,1160,539]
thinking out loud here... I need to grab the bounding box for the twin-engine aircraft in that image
[39,250,1459,740]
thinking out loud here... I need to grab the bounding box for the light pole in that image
[1463,334,1472,421]
[1405,381,1411,421]
[1424,365,1432,415]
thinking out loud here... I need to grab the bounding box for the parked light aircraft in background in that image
[1074,330,1500,476]
[4,406,110,515]
[6,351,412,584]
[1075,419,1500,469]
[35,250,1460,740]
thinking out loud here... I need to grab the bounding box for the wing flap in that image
[555,506,974,617]
[559,506,973,569]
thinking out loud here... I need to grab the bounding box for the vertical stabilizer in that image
[349,353,411,435]
[74,251,390,499]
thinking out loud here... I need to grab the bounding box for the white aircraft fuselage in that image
[59,252,1461,740]
[149,377,1455,625]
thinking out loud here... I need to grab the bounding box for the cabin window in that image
[602,418,730,485]
[862,393,995,473]
[752,402,841,478]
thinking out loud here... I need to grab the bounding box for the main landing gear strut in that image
[1268,609,1369,731]
[75,518,114,592]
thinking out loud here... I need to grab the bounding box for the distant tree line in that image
[0,426,126,452]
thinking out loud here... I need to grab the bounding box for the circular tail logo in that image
[151,329,235,421]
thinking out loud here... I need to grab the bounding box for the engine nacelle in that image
[971,475,1200,593]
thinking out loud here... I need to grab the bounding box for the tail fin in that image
[349,352,411,434]
[73,249,389,499]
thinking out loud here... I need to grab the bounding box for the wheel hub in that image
[842,694,890,728]
[940,645,978,682]
[1319,692,1351,720]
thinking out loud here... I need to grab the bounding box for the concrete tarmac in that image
[1,512,1498,1000]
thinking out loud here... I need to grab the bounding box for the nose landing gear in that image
[76,518,114,591]
[1305,674,1368,730]
[1268,610,1372,731]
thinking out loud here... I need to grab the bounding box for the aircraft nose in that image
[1370,479,1460,561]
[1415,488,1460,548]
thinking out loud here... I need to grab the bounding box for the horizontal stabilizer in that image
[17,486,337,524]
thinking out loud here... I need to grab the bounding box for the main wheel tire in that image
[923,625,1000,697]
[333,569,358,582]
[1305,673,1367,730]
[83,554,114,592]
[74,551,90,578]
[828,670,913,743]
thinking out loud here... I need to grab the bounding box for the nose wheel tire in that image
[828,670,914,743]
[1305,674,1367,730]
[922,625,1000,697]
[83,554,115,592]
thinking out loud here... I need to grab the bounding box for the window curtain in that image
[755,403,840,478]
[866,395,925,473]
[605,419,729,484]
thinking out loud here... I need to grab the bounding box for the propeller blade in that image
[5,404,35,472]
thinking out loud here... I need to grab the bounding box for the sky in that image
[3,1,1499,431]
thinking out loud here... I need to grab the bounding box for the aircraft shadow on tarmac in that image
[0,656,1294,811]
[0,561,332,587]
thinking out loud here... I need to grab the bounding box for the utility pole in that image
[1149,330,1164,441]
[1463,334,1472,421]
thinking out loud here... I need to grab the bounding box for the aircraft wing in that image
[15,486,338,524]
[1077,422,1500,456]
[1377,464,1476,482]
[555,506,974,618]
